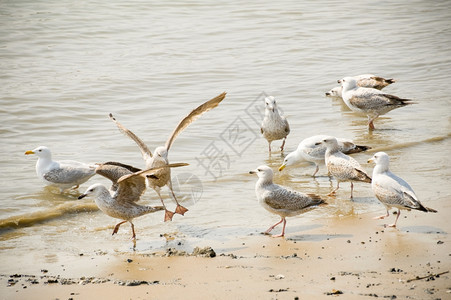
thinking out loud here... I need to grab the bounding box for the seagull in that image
[249,165,326,237]
[260,96,290,153]
[368,152,437,227]
[109,92,226,221]
[339,77,414,130]
[279,135,370,176]
[320,136,371,198]
[326,74,395,98]
[78,162,189,241]
[25,146,96,192]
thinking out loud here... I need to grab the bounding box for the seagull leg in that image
[265,217,284,234]
[154,188,174,222]
[167,180,188,216]
[367,115,377,130]
[328,182,340,196]
[130,221,136,240]
[350,182,354,199]
[272,218,287,238]
[112,220,127,235]
[280,137,287,152]
[312,164,319,177]
[268,142,272,153]
[373,209,389,220]
[386,209,400,228]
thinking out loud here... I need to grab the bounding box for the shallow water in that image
[0,0,450,258]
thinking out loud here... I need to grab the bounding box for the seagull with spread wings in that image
[109,92,226,221]
[78,162,188,241]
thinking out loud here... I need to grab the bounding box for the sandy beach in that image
[1,196,449,300]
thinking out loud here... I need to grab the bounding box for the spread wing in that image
[95,162,141,191]
[109,113,153,161]
[165,92,227,151]
[115,162,189,203]
[43,165,95,184]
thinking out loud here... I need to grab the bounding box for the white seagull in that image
[250,165,325,237]
[368,152,437,227]
[109,92,226,222]
[260,96,290,153]
[339,77,414,130]
[279,135,370,176]
[320,136,371,198]
[78,162,188,241]
[25,146,96,192]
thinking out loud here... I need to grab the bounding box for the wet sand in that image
[1,197,449,300]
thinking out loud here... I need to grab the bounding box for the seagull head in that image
[338,77,357,90]
[78,183,106,200]
[249,165,274,181]
[154,146,169,162]
[325,86,342,98]
[264,96,278,113]
[25,146,52,159]
[279,151,297,171]
[368,152,390,166]
[316,136,339,151]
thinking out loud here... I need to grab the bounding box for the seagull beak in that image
[78,194,87,200]
[367,157,374,163]
[249,170,256,174]
[25,150,35,155]
[337,79,342,84]
[278,164,286,171]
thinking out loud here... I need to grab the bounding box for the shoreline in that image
[1,203,450,300]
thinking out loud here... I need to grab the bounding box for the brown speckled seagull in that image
[320,136,371,199]
[78,163,188,241]
[339,77,414,130]
[109,92,226,221]
[250,165,325,237]
[260,96,290,153]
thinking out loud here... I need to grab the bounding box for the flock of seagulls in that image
[24,77,437,241]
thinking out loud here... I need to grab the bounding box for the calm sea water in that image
[0,0,450,259]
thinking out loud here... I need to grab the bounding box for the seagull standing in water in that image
[339,77,414,130]
[250,165,325,237]
[25,146,96,192]
[260,96,290,153]
[78,163,188,241]
[320,136,371,198]
[109,92,226,221]
[368,152,437,227]
[279,135,370,177]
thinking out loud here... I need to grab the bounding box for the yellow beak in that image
[278,164,286,171]
[367,158,374,163]
[25,150,35,155]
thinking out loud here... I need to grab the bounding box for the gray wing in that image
[264,187,323,211]
[43,165,95,184]
[109,113,153,161]
[282,116,290,135]
[349,90,412,110]
[165,92,227,151]
[116,162,189,203]
[373,173,424,210]
[327,153,371,183]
